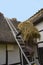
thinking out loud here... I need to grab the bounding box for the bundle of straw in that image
[18,21,40,46]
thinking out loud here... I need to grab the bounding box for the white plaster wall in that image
[35,22,43,42]
[8,44,20,64]
[0,44,6,65]
[0,44,20,65]
[39,31,43,41]
[35,22,43,31]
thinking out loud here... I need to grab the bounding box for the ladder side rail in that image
[7,18,18,34]
[6,18,24,42]
[5,18,31,65]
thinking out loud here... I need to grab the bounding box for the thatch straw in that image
[18,21,40,46]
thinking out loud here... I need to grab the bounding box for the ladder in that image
[5,18,36,65]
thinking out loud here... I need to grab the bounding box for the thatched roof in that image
[0,13,20,43]
[26,8,43,25]
[0,9,42,43]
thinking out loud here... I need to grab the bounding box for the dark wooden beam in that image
[37,41,43,44]
[6,44,8,65]
[39,30,43,32]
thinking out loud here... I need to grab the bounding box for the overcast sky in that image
[0,0,43,22]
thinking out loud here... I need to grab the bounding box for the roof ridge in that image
[26,8,43,21]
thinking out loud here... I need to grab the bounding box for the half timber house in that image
[27,9,43,65]
[0,13,20,65]
[0,9,43,65]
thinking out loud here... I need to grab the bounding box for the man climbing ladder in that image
[5,17,39,65]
